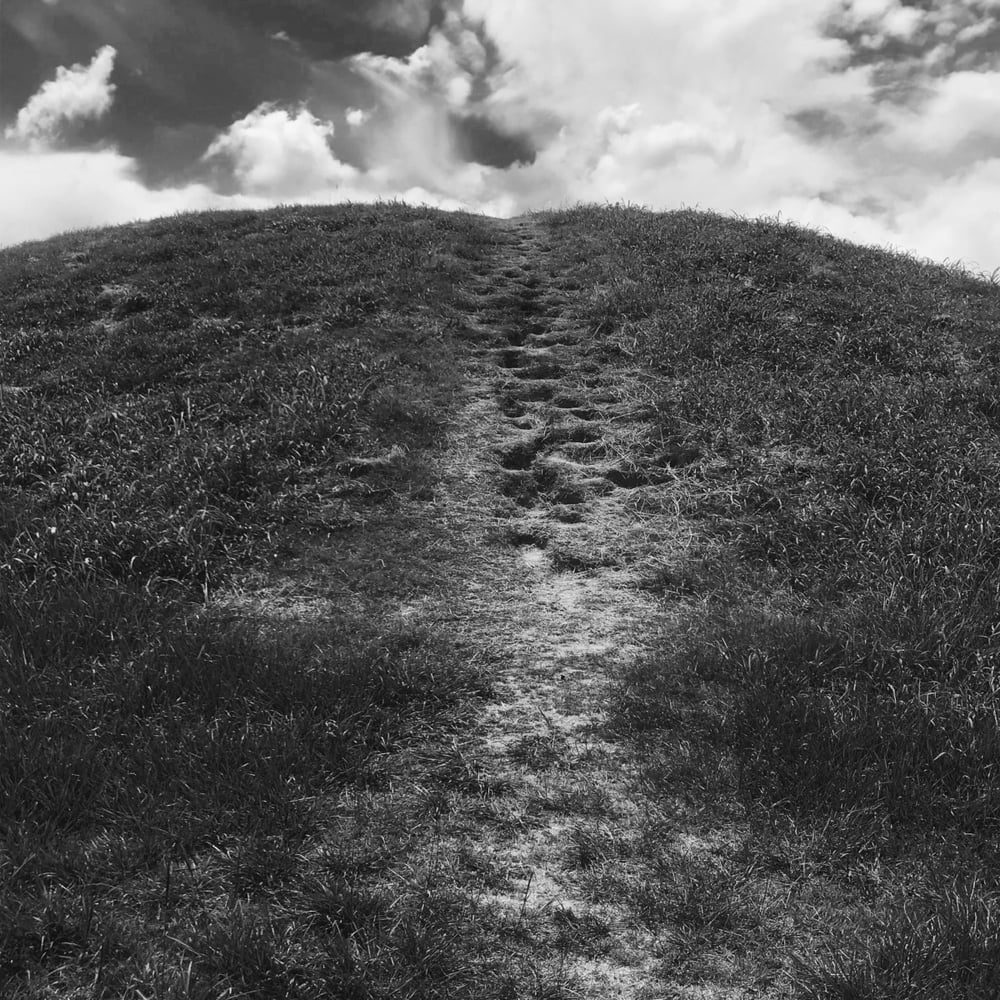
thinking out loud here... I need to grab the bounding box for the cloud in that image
[0,76,505,250]
[4,2,1000,273]
[342,0,868,221]
[352,10,486,108]
[346,12,511,199]
[0,146,222,247]
[5,45,117,144]
[367,0,437,37]
[343,0,1000,269]
[0,139,481,250]
[881,70,1000,163]
[893,159,1000,273]
[203,104,357,196]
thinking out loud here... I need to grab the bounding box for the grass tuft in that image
[797,877,1000,999]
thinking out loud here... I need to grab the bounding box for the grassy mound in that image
[7,198,1000,997]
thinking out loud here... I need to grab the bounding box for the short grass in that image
[0,203,484,592]
[544,203,1000,995]
[0,203,523,998]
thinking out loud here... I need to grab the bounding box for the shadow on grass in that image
[1,581,490,852]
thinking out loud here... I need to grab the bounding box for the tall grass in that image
[797,877,1000,999]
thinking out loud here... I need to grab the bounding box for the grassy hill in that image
[2,203,1000,998]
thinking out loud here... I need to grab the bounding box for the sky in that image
[2,0,1000,273]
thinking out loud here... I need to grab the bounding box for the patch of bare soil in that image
[436,218,778,998]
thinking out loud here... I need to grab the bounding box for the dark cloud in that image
[825,1,1000,84]
[177,0,444,61]
[130,123,223,188]
[451,113,536,168]
[788,107,849,142]
[0,0,450,184]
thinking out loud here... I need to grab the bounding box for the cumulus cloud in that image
[352,10,486,108]
[844,0,924,36]
[892,159,1000,273]
[346,12,506,200]
[5,45,117,145]
[203,104,357,196]
[343,0,869,223]
[881,70,1000,163]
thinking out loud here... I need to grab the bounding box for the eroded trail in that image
[443,218,706,997]
[222,216,771,998]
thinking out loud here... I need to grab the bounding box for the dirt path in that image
[452,218,669,996]
[406,216,769,999]
[222,216,778,997]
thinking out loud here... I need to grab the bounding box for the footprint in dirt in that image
[496,349,524,369]
[517,361,563,381]
[508,417,536,431]
[499,465,556,507]
[531,330,580,348]
[506,522,549,548]
[604,467,655,489]
[496,347,562,380]
[506,320,548,346]
[504,380,558,403]
[603,451,700,489]
[551,397,605,424]
[498,433,545,470]
[551,393,588,408]
[501,397,528,419]
[550,425,601,445]
[503,522,549,570]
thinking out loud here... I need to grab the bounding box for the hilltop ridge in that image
[3,204,1000,998]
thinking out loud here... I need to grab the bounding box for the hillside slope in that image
[3,204,1000,998]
